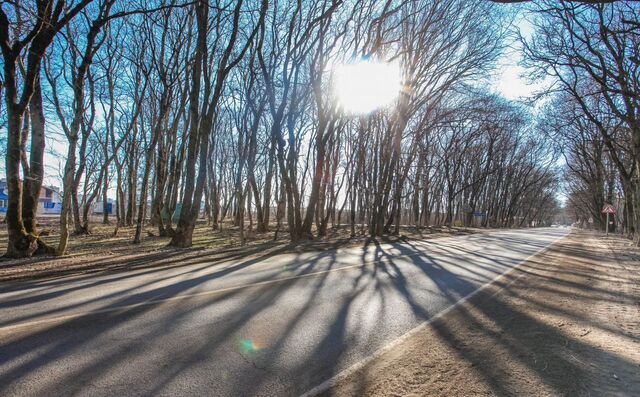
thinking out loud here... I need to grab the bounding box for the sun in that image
[333,60,401,114]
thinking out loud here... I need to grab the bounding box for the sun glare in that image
[334,60,401,114]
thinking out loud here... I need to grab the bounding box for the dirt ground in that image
[0,220,474,281]
[325,230,640,397]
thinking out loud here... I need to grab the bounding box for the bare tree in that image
[0,0,94,257]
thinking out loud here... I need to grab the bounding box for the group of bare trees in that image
[523,1,639,236]
[1,0,563,258]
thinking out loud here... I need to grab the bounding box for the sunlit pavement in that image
[0,228,569,396]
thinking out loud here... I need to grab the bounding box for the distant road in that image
[0,228,568,396]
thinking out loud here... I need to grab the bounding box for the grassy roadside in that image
[324,229,640,396]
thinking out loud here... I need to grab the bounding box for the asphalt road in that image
[0,228,569,397]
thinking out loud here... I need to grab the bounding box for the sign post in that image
[601,204,616,236]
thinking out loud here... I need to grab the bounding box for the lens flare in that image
[240,338,263,353]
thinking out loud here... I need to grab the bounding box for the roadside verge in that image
[317,230,640,396]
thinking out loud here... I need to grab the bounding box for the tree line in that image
[522,1,639,237]
[1,0,562,258]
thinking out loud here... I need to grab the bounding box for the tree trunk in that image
[22,78,46,237]
[134,149,156,244]
[57,138,78,255]
[4,108,38,258]
[260,138,276,232]
[102,175,110,224]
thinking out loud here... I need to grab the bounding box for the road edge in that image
[300,228,571,397]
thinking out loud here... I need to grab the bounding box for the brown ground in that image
[0,219,474,282]
[326,230,640,397]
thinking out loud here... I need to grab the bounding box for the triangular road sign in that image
[601,204,616,214]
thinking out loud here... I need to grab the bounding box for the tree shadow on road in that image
[1,230,637,396]
[338,231,639,397]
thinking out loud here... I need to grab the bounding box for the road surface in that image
[0,228,568,396]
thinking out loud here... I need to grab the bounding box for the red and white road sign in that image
[601,204,616,214]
